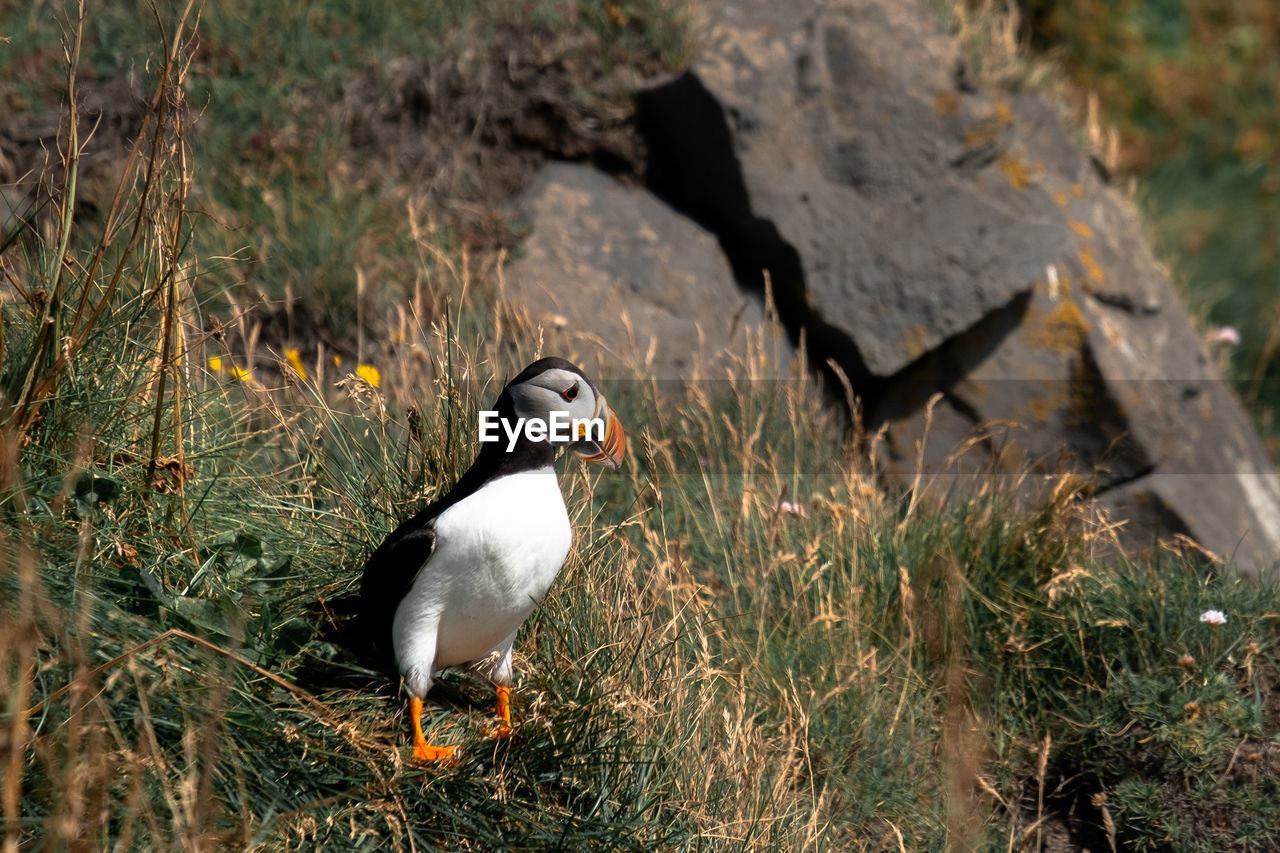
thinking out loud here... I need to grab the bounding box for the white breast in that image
[392,466,572,676]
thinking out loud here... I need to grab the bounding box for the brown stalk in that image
[12,0,198,439]
[144,88,192,491]
[7,4,84,428]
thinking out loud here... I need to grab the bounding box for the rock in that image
[0,186,33,240]
[503,161,787,381]
[0,74,146,220]
[630,0,1280,574]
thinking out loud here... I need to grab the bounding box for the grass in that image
[4,2,1280,851]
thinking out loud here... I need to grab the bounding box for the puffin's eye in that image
[560,383,579,402]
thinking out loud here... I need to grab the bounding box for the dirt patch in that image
[1,74,150,228]
[3,20,659,244]
[331,22,657,251]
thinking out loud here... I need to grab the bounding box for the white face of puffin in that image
[506,366,627,468]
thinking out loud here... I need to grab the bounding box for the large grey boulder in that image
[503,162,786,381]
[502,0,1280,574]
[630,0,1280,573]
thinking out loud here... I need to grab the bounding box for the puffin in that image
[360,357,627,761]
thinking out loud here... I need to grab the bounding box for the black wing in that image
[359,507,440,672]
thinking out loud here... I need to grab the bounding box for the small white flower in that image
[1211,327,1241,346]
[779,500,808,518]
[1199,609,1227,626]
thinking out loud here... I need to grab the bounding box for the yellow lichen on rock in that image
[997,155,1032,190]
[902,324,931,360]
[1068,218,1094,240]
[1078,245,1104,285]
[1022,293,1090,354]
[1027,392,1061,423]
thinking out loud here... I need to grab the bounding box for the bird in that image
[359,357,627,761]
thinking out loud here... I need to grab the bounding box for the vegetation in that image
[3,2,1280,850]
[1015,0,1280,451]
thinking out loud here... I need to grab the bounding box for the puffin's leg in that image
[409,695,458,762]
[482,638,517,738]
[404,661,457,763]
[494,684,513,738]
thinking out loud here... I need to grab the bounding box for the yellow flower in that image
[332,354,343,366]
[231,366,252,381]
[284,347,307,379]
[356,363,381,388]
[208,356,223,373]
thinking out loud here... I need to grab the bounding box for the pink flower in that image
[1199,609,1227,626]
[1211,327,1241,346]
[779,500,808,518]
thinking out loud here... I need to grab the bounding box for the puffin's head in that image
[502,357,626,468]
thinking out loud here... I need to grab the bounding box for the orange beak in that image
[571,397,626,469]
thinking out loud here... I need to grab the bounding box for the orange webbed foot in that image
[491,685,513,738]
[413,741,460,763]
[409,696,459,764]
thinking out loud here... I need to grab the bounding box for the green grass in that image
[4,2,1280,850]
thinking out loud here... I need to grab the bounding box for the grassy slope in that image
[3,3,1280,850]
